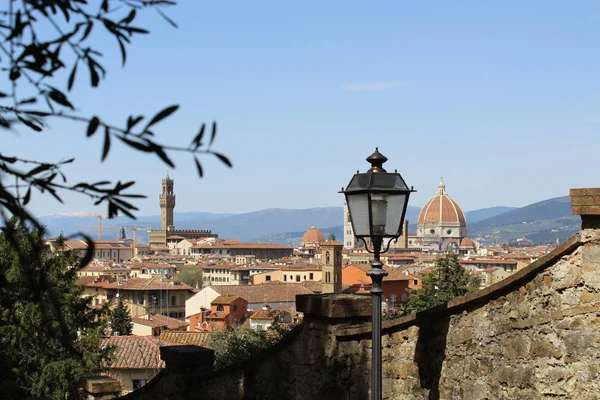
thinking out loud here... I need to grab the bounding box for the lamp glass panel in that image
[369,193,406,236]
[345,193,370,236]
[370,194,388,236]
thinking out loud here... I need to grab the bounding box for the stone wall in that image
[118,193,600,399]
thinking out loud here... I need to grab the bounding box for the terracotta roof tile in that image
[211,295,240,305]
[159,331,213,348]
[212,282,315,304]
[132,314,189,330]
[100,336,168,369]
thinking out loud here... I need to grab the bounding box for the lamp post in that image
[341,148,415,400]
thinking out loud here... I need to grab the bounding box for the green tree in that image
[210,323,295,370]
[0,218,108,400]
[402,254,479,314]
[174,265,203,288]
[0,1,230,229]
[0,4,231,397]
[110,297,133,336]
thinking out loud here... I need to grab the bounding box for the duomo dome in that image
[416,178,468,251]
[418,178,466,227]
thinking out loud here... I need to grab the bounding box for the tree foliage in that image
[110,297,133,336]
[210,323,295,370]
[174,264,203,288]
[402,254,479,315]
[0,0,231,229]
[0,218,109,400]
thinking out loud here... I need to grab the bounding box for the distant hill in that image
[39,208,345,242]
[469,196,579,244]
[37,199,573,246]
[465,206,518,223]
[407,205,516,232]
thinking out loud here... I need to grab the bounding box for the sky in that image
[6,1,600,217]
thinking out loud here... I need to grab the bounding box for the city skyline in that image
[7,1,600,217]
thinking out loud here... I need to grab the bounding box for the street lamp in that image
[340,148,415,400]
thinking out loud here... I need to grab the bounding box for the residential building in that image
[185,286,220,321]
[195,282,316,311]
[99,336,177,394]
[248,308,293,331]
[191,241,293,260]
[251,264,322,285]
[342,264,412,303]
[131,314,189,336]
[102,277,195,319]
[206,295,248,331]
[459,259,518,272]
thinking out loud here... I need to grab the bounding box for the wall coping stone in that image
[571,188,600,228]
[79,376,121,395]
[336,231,586,338]
[297,293,372,319]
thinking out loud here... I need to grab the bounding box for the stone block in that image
[502,337,531,359]
[551,259,582,290]
[530,338,562,359]
[582,244,600,267]
[580,290,599,303]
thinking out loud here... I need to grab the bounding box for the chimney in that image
[571,188,600,229]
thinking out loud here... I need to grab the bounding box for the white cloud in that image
[342,81,410,92]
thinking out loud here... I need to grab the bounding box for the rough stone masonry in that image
[114,188,600,400]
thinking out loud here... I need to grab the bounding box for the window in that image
[430,229,435,234]
[284,275,287,282]
[414,280,418,286]
[296,275,300,282]
[447,229,452,235]
[309,273,314,280]
[265,275,271,281]
[217,305,224,312]
[233,304,237,312]
[171,296,176,306]
[178,312,184,318]
[326,251,330,264]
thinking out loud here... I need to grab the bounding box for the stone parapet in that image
[297,293,372,319]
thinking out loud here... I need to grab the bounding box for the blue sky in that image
[8,1,600,217]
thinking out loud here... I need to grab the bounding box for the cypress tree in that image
[110,297,133,336]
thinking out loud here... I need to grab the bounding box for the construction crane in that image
[94,225,151,257]
[74,213,109,240]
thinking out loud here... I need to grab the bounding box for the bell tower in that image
[160,174,176,231]
[321,235,343,294]
[343,199,357,249]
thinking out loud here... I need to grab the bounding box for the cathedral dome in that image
[301,227,325,244]
[460,237,476,248]
[417,178,466,226]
